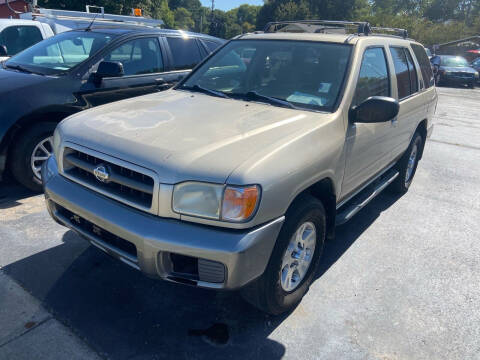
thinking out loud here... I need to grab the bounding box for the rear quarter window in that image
[411,43,434,88]
[166,37,202,70]
[202,40,222,53]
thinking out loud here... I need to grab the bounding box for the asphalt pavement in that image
[0,86,479,359]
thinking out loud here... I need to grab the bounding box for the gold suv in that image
[42,20,437,314]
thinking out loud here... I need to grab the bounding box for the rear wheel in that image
[390,132,423,194]
[9,122,57,192]
[241,195,326,315]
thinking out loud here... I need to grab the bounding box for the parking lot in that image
[1,86,479,360]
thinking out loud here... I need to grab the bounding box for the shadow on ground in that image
[3,190,402,360]
[0,178,38,210]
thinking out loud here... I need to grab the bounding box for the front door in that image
[342,46,394,198]
[78,36,167,108]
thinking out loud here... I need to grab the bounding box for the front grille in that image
[452,72,474,78]
[62,148,154,209]
[55,204,137,258]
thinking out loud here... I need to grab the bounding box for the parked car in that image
[0,26,224,190]
[0,6,164,62]
[430,55,479,87]
[42,20,436,315]
[0,19,54,62]
[470,57,480,84]
[465,49,480,62]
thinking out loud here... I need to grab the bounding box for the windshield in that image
[180,40,352,112]
[441,56,469,67]
[4,31,115,75]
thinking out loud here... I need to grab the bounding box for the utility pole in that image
[209,0,216,36]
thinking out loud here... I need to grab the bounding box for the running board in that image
[336,169,399,225]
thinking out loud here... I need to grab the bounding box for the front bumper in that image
[42,156,284,290]
[443,74,475,84]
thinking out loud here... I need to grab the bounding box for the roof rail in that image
[264,20,408,39]
[26,7,164,28]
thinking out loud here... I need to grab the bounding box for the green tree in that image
[174,7,194,30]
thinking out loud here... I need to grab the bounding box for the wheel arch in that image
[288,177,337,241]
[1,110,74,173]
[415,119,428,160]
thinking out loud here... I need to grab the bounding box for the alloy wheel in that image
[280,221,317,292]
[31,136,53,180]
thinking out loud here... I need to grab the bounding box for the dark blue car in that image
[0,26,224,190]
[430,55,479,88]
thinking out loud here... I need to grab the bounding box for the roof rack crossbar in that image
[27,8,163,28]
[371,26,408,39]
[264,20,408,39]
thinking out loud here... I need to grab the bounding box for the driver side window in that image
[104,38,164,76]
[353,47,390,106]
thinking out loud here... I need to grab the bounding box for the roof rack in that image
[22,7,164,28]
[263,20,408,39]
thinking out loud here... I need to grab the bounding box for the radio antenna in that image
[86,11,100,32]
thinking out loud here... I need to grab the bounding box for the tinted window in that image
[390,47,411,99]
[405,49,418,93]
[105,38,163,76]
[203,40,221,53]
[182,40,352,112]
[167,37,202,70]
[473,58,480,67]
[353,47,389,106]
[411,43,434,88]
[0,26,43,56]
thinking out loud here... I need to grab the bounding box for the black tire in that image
[9,122,57,192]
[468,81,475,89]
[390,132,423,194]
[241,195,326,315]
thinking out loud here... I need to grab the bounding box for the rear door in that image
[387,46,426,161]
[410,43,437,125]
[78,36,167,107]
[160,36,204,87]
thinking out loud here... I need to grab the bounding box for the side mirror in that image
[350,96,399,123]
[94,61,124,84]
[0,45,8,57]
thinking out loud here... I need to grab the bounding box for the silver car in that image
[42,21,436,314]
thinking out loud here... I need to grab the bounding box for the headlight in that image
[475,72,479,78]
[52,127,62,159]
[173,182,260,222]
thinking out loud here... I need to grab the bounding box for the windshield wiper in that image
[182,84,230,99]
[233,91,297,109]
[6,64,43,75]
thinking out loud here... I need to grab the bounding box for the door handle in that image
[155,78,173,89]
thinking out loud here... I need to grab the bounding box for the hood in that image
[0,66,52,94]
[441,66,477,73]
[59,90,328,184]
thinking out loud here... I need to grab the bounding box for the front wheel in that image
[241,195,326,315]
[10,122,57,191]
